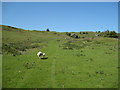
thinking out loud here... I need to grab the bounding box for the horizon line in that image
[1,24,118,33]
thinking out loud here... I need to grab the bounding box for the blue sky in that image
[2,2,118,32]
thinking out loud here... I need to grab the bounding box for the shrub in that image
[2,43,22,55]
[83,32,86,34]
[82,37,85,38]
[98,31,101,33]
[102,30,118,38]
[46,28,50,32]
[30,43,40,48]
[66,32,71,36]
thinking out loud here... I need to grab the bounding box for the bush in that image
[62,41,82,50]
[102,30,118,38]
[80,32,88,34]
[66,32,71,36]
[30,43,40,48]
[82,37,85,38]
[46,28,50,32]
[98,31,101,33]
[2,43,22,55]
[83,32,86,34]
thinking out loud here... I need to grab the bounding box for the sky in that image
[2,2,118,32]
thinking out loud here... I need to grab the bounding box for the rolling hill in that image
[1,25,118,88]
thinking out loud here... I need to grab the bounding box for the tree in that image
[66,32,71,36]
[98,31,101,33]
[83,32,86,34]
[109,31,118,38]
[102,30,118,38]
[46,28,50,32]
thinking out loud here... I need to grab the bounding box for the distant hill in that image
[1,25,118,56]
[1,25,70,55]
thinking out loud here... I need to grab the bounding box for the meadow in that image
[1,25,118,88]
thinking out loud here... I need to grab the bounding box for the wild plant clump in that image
[2,43,22,55]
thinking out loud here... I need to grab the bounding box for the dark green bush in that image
[46,28,50,32]
[102,30,118,38]
[66,32,71,36]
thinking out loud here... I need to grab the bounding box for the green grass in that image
[0,55,2,89]
[0,25,2,89]
[2,25,118,88]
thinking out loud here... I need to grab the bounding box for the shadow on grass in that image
[40,57,48,60]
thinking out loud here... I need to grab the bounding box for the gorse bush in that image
[100,30,118,38]
[2,43,22,55]
[62,40,88,50]
[66,32,79,39]
[2,40,46,55]
[108,31,118,38]
[66,32,71,36]
[2,42,41,55]
[30,43,40,48]
[80,32,88,34]
[2,25,24,32]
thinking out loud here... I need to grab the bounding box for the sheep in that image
[37,51,46,59]
[37,51,43,58]
[42,53,46,58]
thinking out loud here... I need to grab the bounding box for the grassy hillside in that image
[0,25,2,89]
[1,25,118,88]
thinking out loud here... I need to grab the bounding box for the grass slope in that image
[2,25,118,88]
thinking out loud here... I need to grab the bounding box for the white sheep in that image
[42,53,46,58]
[37,51,46,58]
[37,51,43,58]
